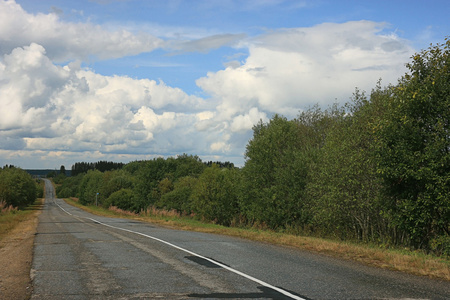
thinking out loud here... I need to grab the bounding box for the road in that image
[31,179,450,299]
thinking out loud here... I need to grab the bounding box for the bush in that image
[103,189,136,212]
[55,174,84,198]
[0,167,37,208]
[158,176,198,213]
[430,235,450,257]
[36,180,44,198]
[190,165,240,226]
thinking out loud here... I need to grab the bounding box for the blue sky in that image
[0,0,449,169]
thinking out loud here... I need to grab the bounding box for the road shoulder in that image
[0,206,41,300]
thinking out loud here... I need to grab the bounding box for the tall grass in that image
[140,206,194,219]
[109,206,138,216]
[0,201,17,214]
[0,199,42,242]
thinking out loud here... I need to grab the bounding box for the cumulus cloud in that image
[0,43,70,132]
[198,21,414,119]
[0,43,208,158]
[231,107,267,132]
[0,2,416,168]
[0,0,162,61]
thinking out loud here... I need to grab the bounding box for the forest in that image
[53,39,449,256]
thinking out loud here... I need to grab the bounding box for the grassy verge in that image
[64,198,450,281]
[0,199,44,244]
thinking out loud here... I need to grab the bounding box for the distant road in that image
[32,179,449,299]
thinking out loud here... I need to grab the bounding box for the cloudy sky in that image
[0,0,448,169]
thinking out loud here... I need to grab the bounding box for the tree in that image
[241,115,309,228]
[59,165,66,176]
[56,174,84,198]
[0,167,37,208]
[241,107,343,230]
[133,158,177,208]
[307,87,389,241]
[174,154,206,179]
[101,169,134,200]
[190,165,240,226]
[158,176,198,213]
[375,39,450,249]
[71,161,124,176]
[78,170,103,205]
[103,189,136,211]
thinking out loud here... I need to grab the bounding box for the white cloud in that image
[231,107,267,132]
[0,43,210,160]
[210,141,230,152]
[0,0,162,61]
[0,4,416,169]
[198,21,414,120]
[0,43,71,132]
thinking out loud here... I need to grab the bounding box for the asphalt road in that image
[31,179,450,299]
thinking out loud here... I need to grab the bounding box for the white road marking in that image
[54,199,305,300]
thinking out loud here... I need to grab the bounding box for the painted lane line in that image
[87,217,305,300]
[54,200,73,216]
[54,199,305,300]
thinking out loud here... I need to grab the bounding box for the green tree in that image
[307,87,390,241]
[158,176,198,213]
[56,173,84,198]
[190,165,240,226]
[0,167,37,208]
[103,189,136,211]
[241,108,342,230]
[100,169,134,200]
[375,39,450,249]
[241,115,302,228]
[78,170,103,205]
[151,177,174,204]
[59,165,66,176]
[133,158,177,208]
[173,154,206,179]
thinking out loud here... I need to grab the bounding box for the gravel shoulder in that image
[0,207,41,300]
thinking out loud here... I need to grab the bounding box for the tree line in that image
[71,161,125,176]
[56,40,449,256]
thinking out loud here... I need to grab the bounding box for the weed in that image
[0,201,17,214]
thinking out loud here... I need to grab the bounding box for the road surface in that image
[31,179,450,299]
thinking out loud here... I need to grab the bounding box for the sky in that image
[0,0,449,169]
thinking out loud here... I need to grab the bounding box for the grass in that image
[0,199,44,244]
[64,198,450,281]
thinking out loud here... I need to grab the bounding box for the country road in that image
[31,179,450,299]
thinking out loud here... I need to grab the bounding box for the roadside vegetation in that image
[0,166,44,242]
[0,199,43,241]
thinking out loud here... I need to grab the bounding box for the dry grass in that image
[0,201,18,214]
[63,198,450,281]
[109,206,139,216]
[0,198,43,299]
[141,206,195,219]
[0,199,43,243]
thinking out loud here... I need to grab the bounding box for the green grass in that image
[64,198,450,281]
